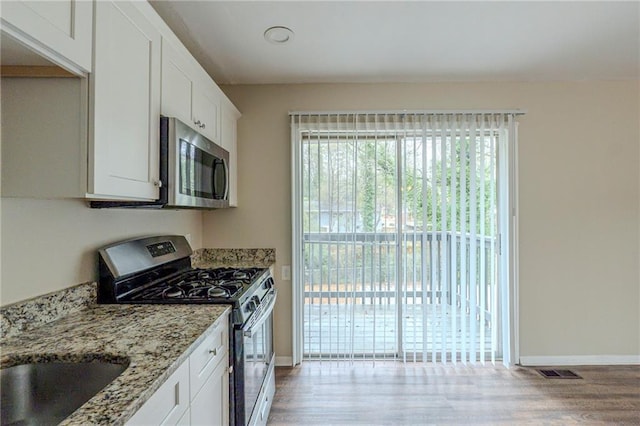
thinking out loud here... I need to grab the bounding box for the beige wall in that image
[0,77,204,307]
[203,81,640,361]
[0,198,203,306]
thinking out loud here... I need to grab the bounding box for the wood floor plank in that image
[268,362,640,425]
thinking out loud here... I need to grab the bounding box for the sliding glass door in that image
[292,112,518,364]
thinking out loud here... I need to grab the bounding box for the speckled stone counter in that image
[191,248,275,269]
[1,303,230,425]
[1,281,97,339]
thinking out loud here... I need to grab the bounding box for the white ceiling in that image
[153,1,639,85]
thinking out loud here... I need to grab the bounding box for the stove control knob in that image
[263,278,274,290]
[251,295,261,306]
[247,300,258,312]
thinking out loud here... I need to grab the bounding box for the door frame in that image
[290,113,520,367]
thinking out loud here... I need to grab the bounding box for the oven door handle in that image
[243,289,277,338]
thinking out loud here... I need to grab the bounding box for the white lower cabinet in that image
[126,312,230,426]
[177,408,190,426]
[190,358,229,426]
[189,312,229,426]
[126,361,190,426]
[188,316,228,399]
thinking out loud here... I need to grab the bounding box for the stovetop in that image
[96,235,275,326]
[126,267,265,303]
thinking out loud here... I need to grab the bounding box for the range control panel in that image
[146,241,176,258]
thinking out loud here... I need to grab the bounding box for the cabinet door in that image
[126,361,190,426]
[0,0,93,73]
[190,358,229,426]
[161,39,219,144]
[192,87,220,144]
[90,1,161,200]
[161,39,193,126]
[177,407,190,426]
[190,312,228,398]
[220,106,238,207]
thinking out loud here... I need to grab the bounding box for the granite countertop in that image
[191,248,275,269]
[0,247,275,425]
[0,303,230,425]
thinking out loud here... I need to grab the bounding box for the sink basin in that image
[1,361,128,425]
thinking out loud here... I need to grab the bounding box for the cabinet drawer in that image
[189,313,229,399]
[126,360,189,426]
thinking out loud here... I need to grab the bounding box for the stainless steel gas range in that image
[97,235,276,426]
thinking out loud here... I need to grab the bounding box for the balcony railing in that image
[304,231,495,311]
[302,231,497,358]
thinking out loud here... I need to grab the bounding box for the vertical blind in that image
[291,111,517,364]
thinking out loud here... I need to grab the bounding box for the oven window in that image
[179,139,215,199]
[243,314,272,422]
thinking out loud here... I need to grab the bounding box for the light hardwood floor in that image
[267,362,640,425]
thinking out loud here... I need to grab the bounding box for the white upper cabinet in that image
[89,1,161,200]
[161,38,221,144]
[161,36,239,207]
[160,38,193,126]
[1,0,240,204]
[220,102,240,207]
[0,0,93,74]
[192,85,220,143]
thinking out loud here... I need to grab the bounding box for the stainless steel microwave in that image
[166,116,229,208]
[90,116,229,209]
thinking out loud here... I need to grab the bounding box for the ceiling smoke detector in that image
[264,26,294,44]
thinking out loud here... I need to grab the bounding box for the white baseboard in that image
[275,356,293,367]
[519,355,640,366]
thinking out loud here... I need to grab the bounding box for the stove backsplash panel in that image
[191,248,275,269]
[1,282,96,340]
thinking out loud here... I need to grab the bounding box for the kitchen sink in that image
[1,360,129,425]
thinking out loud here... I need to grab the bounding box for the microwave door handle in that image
[224,160,229,200]
[220,159,229,200]
[212,159,228,200]
[211,160,218,199]
[243,289,277,338]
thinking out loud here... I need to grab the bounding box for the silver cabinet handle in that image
[153,180,163,188]
[208,348,217,356]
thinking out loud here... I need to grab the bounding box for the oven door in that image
[235,289,277,426]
